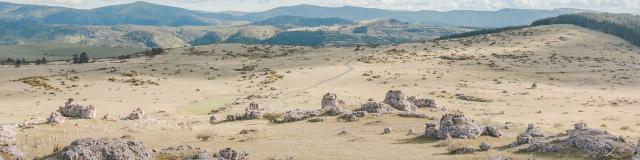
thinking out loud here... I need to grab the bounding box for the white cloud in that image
[1,0,639,13]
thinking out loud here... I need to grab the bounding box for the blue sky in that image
[4,0,640,13]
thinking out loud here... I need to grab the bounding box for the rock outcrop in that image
[358,101,395,113]
[0,126,16,146]
[1,125,24,160]
[424,113,484,139]
[57,98,96,119]
[523,123,636,159]
[513,124,545,145]
[321,93,341,110]
[155,145,213,160]
[481,126,503,138]
[282,109,322,123]
[408,96,437,108]
[383,90,417,112]
[47,111,67,124]
[213,148,249,160]
[227,102,271,121]
[46,138,153,160]
[124,108,145,120]
[0,145,25,160]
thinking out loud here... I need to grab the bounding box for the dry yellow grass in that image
[1,24,639,159]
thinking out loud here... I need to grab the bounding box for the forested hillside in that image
[532,13,640,45]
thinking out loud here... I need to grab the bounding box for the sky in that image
[3,0,640,14]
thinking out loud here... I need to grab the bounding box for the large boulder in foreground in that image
[525,123,636,159]
[0,126,15,146]
[383,90,417,112]
[58,98,96,119]
[46,138,153,160]
[1,125,24,160]
[1,145,25,160]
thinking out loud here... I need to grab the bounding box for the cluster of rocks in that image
[513,124,545,146]
[123,108,146,120]
[47,98,96,124]
[407,96,437,108]
[383,90,418,112]
[283,109,322,123]
[357,90,437,118]
[455,94,492,103]
[45,138,154,160]
[519,122,638,159]
[43,137,251,160]
[424,113,501,140]
[449,142,493,155]
[357,101,395,114]
[338,111,368,122]
[271,91,436,123]
[155,145,212,160]
[0,125,24,160]
[213,148,250,160]
[282,93,348,123]
[226,102,271,121]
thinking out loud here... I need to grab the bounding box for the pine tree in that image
[79,52,89,63]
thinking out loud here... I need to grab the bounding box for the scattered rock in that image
[227,102,271,121]
[339,111,367,122]
[155,145,212,160]
[101,114,117,121]
[0,145,25,160]
[408,96,437,108]
[383,127,392,134]
[383,90,417,112]
[0,126,16,145]
[47,112,66,124]
[282,109,321,123]
[0,125,24,160]
[479,142,491,151]
[433,113,482,139]
[209,115,218,123]
[321,93,342,110]
[46,138,153,160]
[307,117,324,123]
[407,129,416,135]
[482,126,503,138]
[213,148,249,160]
[124,108,145,120]
[455,94,492,103]
[358,101,395,113]
[57,98,96,119]
[397,112,431,119]
[524,123,636,159]
[449,146,476,154]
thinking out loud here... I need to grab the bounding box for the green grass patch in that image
[179,96,236,115]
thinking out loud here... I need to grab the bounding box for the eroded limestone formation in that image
[46,138,153,160]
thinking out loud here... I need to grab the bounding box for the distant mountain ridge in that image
[0,1,591,28]
[0,1,244,26]
[251,16,353,28]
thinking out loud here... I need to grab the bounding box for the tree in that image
[79,52,89,63]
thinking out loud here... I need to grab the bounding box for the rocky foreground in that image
[3,90,640,160]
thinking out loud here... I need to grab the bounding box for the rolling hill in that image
[0,1,589,28]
